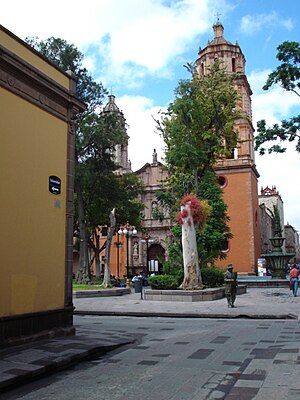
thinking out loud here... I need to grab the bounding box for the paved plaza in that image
[74,287,300,320]
[1,287,300,399]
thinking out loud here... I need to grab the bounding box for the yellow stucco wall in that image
[0,87,67,316]
[0,27,69,90]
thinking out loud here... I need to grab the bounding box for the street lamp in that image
[118,224,137,277]
[141,235,154,275]
[114,230,123,279]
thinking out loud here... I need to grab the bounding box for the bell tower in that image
[102,95,131,175]
[196,22,261,275]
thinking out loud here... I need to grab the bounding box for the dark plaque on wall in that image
[49,176,61,195]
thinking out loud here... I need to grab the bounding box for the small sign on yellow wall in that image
[49,175,61,195]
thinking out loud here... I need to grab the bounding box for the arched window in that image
[232,58,236,72]
[221,240,229,252]
[217,175,228,189]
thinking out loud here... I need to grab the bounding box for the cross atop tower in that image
[214,12,221,22]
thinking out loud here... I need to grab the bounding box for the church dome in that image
[103,95,121,112]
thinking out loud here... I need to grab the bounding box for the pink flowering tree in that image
[176,194,210,289]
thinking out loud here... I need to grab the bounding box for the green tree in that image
[155,60,241,269]
[198,170,232,266]
[255,41,300,155]
[27,37,143,282]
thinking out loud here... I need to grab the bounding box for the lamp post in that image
[141,235,154,275]
[118,223,137,278]
[114,230,123,278]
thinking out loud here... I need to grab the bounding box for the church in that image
[95,22,299,278]
[98,21,261,277]
[134,21,261,276]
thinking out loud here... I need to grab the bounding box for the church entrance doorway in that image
[148,244,165,275]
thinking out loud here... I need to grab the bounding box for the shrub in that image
[201,266,224,287]
[149,274,179,290]
[162,246,184,284]
[162,226,184,284]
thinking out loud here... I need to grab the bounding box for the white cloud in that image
[116,95,166,171]
[256,144,300,231]
[92,0,213,88]
[107,1,209,72]
[249,69,300,230]
[239,11,294,36]
[249,69,299,123]
[1,0,212,88]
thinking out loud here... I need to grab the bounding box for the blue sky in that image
[2,0,300,229]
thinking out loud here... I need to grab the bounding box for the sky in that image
[2,0,300,230]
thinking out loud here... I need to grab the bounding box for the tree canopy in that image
[158,61,240,193]
[255,41,300,155]
[155,60,240,268]
[27,36,143,281]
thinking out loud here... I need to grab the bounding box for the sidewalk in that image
[0,287,298,393]
[0,322,135,394]
[74,287,300,320]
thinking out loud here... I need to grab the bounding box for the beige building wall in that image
[0,29,69,89]
[0,25,85,345]
[0,89,67,316]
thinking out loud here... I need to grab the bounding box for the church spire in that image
[101,95,131,174]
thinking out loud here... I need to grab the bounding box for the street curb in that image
[73,288,131,298]
[0,340,134,394]
[74,310,298,320]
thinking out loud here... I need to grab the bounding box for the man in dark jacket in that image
[224,264,237,308]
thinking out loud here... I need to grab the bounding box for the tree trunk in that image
[94,230,102,280]
[103,208,116,287]
[180,202,202,289]
[75,179,90,284]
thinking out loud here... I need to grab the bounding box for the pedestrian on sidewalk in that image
[289,264,300,297]
[224,264,237,308]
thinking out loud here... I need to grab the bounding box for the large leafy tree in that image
[255,41,300,154]
[27,37,143,282]
[156,60,241,269]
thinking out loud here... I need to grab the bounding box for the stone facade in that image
[259,203,273,254]
[259,186,285,253]
[259,186,284,228]
[284,223,300,263]
[133,152,171,275]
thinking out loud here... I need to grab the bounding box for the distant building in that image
[259,186,285,253]
[259,186,284,227]
[284,223,300,263]
[259,203,273,254]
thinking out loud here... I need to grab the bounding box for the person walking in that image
[289,264,300,297]
[224,264,237,308]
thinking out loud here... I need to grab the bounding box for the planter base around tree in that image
[144,286,247,302]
